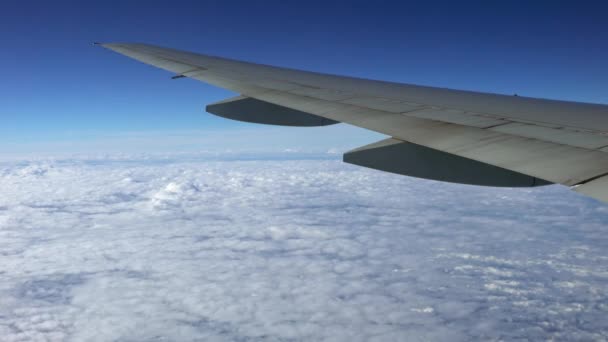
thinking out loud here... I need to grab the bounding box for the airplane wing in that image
[99,42,608,203]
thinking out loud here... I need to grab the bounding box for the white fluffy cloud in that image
[0,156,607,341]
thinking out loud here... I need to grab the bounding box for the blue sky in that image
[1,0,607,154]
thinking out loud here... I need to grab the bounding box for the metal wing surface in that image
[100,43,608,203]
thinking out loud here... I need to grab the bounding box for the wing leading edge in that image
[99,42,608,203]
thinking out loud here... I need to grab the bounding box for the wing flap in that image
[404,109,508,129]
[206,96,338,126]
[489,122,608,150]
[341,97,423,113]
[344,138,550,187]
[574,176,608,203]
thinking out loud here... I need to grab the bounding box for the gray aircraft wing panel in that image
[102,43,608,133]
[100,42,608,202]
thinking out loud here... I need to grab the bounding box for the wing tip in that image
[94,42,152,51]
[94,42,133,53]
[93,41,112,48]
[92,42,114,47]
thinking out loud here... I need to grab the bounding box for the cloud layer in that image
[1,156,607,341]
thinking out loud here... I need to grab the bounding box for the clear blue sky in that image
[1,0,607,154]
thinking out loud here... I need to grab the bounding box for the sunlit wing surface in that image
[99,43,608,203]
